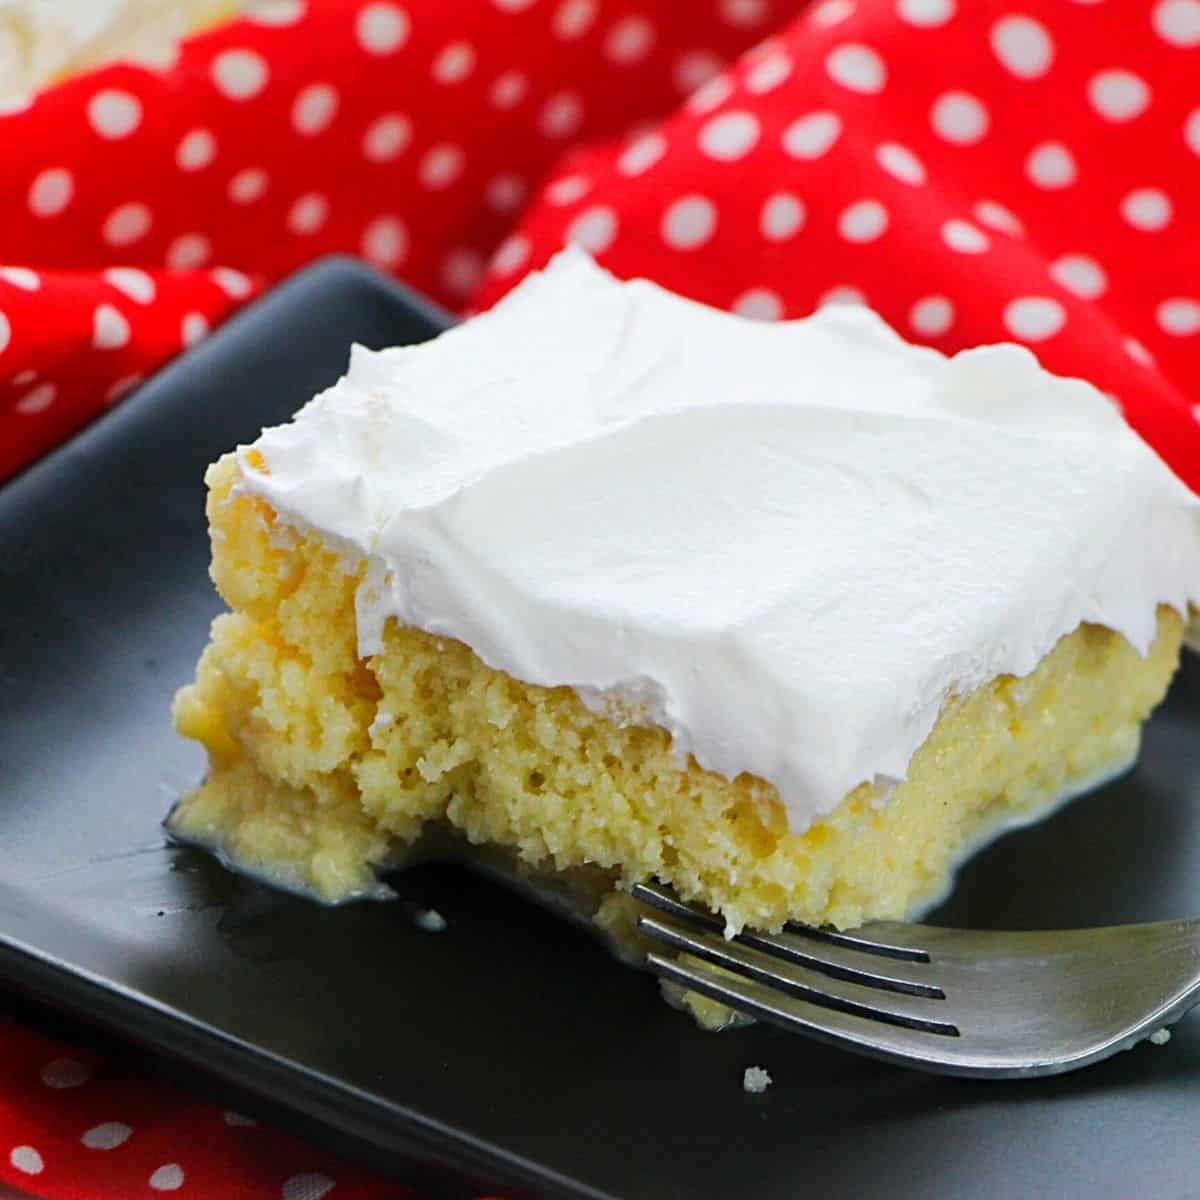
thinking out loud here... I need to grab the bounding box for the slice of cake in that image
[171,250,1199,946]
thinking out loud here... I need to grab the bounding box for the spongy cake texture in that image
[172,455,1185,934]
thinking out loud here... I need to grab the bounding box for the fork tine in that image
[639,914,956,1033]
[647,951,963,1069]
[630,881,936,992]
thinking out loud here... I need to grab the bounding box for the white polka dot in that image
[9,1146,42,1175]
[896,0,955,26]
[605,15,655,64]
[166,233,212,270]
[356,3,409,54]
[1120,187,1172,230]
[39,1058,89,1088]
[245,0,306,23]
[228,167,269,204]
[909,295,955,336]
[419,144,465,189]
[1174,112,1200,167]
[102,202,152,247]
[838,199,889,243]
[210,48,270,100]
[973,200,1024,236]
[176,128,216,171]
[567,206,618,254]
[1,267,40,291]
[493,0,535,9]
[687,74,733,114]
[618,132,666,176]
[990,15,1054,79]
[811,0,856,26]
[941,218,990,253]
[744,36,781,62]
[489,70,528,109]
[782,110,842,159]
[212,267,253,298]
[744,51,791,94]
[719,0,767,26]
[1004,296,1066,342]
[432,41,475,85]
[361,216,409,268]
[875,142,925,185]
[104,267,155,304]
[287,192,329,235]
[540,91,584,138]
[930,91,989,145]
[486,173,527,213]
[362,113,411,162]
[92,304,131,350]
[673,50,724,94]
[662,195,717,250]
[1156,297,1200,336]
[1049,254,1107,300]
[16,383,55,414]
[12,370,36,386]
[104,374,143,403]
[223,1110,258,1127]
[821,286,867,307]
[181,312,209,346]
[545,173,591,205]
[149,1163,185,1191]
[1124,337,1155,366]
[699,110,760,161]
[1025,141,1077,188]
[282,1173,336,1200]
[1088,70,1150,122]
[825,43,886,93]
[760,192,805,240]
[491,234,531,275]
[87,89,142,139]
[81,1122,132,1150]
[0,311,9,355]
[733,288,783,321]
[554,0,597,39]
[441,248,484,296]
[292,83,339,135]
[28,167,73,217]
[1153,0,1200,46]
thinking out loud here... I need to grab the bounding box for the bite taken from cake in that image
[171,250,1200,954]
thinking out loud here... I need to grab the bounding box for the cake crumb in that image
[1149,1028,1171,1046]
[414,908,447,933]
[743,1066,772,1094]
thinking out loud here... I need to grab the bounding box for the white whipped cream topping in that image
[237,249,1200,833]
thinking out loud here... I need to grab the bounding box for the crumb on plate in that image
[743,1066,772,1094]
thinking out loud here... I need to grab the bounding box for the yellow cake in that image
[171,254,1200,954]
[173,453,1186,935]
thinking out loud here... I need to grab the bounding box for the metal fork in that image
[632,881,1200,1077]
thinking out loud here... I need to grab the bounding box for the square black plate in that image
[2,257,1198,1200]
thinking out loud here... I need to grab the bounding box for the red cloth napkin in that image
[0,0,1198,1195]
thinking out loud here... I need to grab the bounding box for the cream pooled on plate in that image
[236,249,1200,836]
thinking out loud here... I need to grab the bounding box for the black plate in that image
[2,257,1198,1200]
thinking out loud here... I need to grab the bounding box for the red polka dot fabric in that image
[0,0,1197,489]
[474,0,1200,489]
[0,0,1197,1195]
[0,0,793,480]
[0,1015,398,1198]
